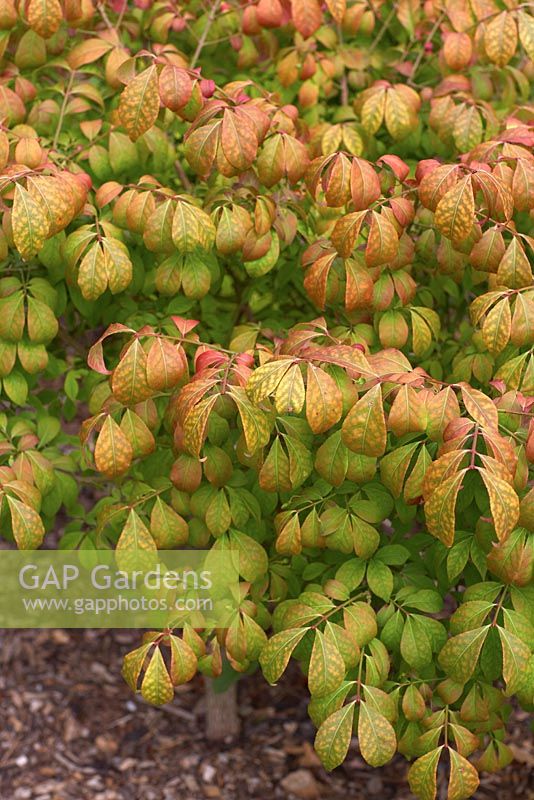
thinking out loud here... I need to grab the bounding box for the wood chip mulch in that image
[0,629,532,800]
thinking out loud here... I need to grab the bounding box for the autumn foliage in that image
[0,0,533,796]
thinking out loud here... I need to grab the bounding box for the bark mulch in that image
[0,629,532,800]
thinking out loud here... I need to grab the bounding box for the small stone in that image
[119,758,137,771]
[184,775,200,793]
[201,764,217,783]
[283,721,298,734]
[95,734,119,756]
[51,630,70,645]
[15,755,28,767]
[280,769,319,799]
[297,742,322,768]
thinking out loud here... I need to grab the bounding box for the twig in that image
[408,12,445,86]
[337,24,349,106]
[175,159,192,192]
[96,0,115,32]
[190,0,222,69]
[369,4,397,52]
[53,71,75,151]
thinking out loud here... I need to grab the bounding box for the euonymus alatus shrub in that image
[0,0,533,796]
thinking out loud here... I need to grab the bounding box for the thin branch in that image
[190,0,222,69]
[337,24,349,106]
[53,71,75,151]
[369,4,398,53]
[408,12,445,87]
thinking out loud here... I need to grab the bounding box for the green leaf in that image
[341,384,387,457]
[401,615,433,669]
[308,629,346,698]
[498,626,531,694]
[367,559,393,601]
[141,646,174,705]
[7,495,45,549]
[116,508,157,573]
[169,635,198,685]
[12,184,49,260]
[259,628,309,684]
[357,701,397,767]
[438,626,490,683]
[118,65,160,141]
[408,747,443,800]
[447,749,480,800]
[314,702,355,770]
[122,642,153,691]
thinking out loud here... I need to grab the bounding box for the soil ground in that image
[0,629,532,800]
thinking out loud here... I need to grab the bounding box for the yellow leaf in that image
[26,175,76,236]
[141,646,174,705]
[408,747,443,800]
[434,177,474,244]
[365,211,399,267]
[7,495,45,549]
[481,296,511,354]
[247,359,293,403]
[447,749,480,800]
[78,242,108,300]
[497,238,533,289]
[183,394,218,457]
[111,338,152,406]
[342,384,387,457]
[387,385,427,437]
[12,184,50,260]
[150,497,188,548]
[259,627,309,683]
[460,383,498,430]
[361,88,386,135]
[172,200,215,253]
[102,237,133,294]
[518,10,534,61]
[274,363,305,414]
[315,702,355,770]
[325,0,346,23]
[229,386,272,454]
[384,88,413,139]
[358,702,397,767]
[27,0,62,38]
[94,415,133,477]
[425,387,461,441]
[425,469,467,547]
[308,629,345,697]
[479,469,519,542]
[306,364,343,434]
[169,635,198,685]
[438,626,489,682]
[118,65,160,142]
[221,108,258,172]
[484,11,518,67]
[116,508,157,573]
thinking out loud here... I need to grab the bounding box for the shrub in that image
[1,0,533,797]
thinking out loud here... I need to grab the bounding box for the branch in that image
[190,0,222,69]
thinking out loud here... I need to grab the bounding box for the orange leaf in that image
[94,415,133,477]
[341,384,387,457]
[306,364,343,434]
[118,65,160,142]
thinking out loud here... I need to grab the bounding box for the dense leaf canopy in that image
[0,0,533,797]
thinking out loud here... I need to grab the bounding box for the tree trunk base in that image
[205,678,240,742]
